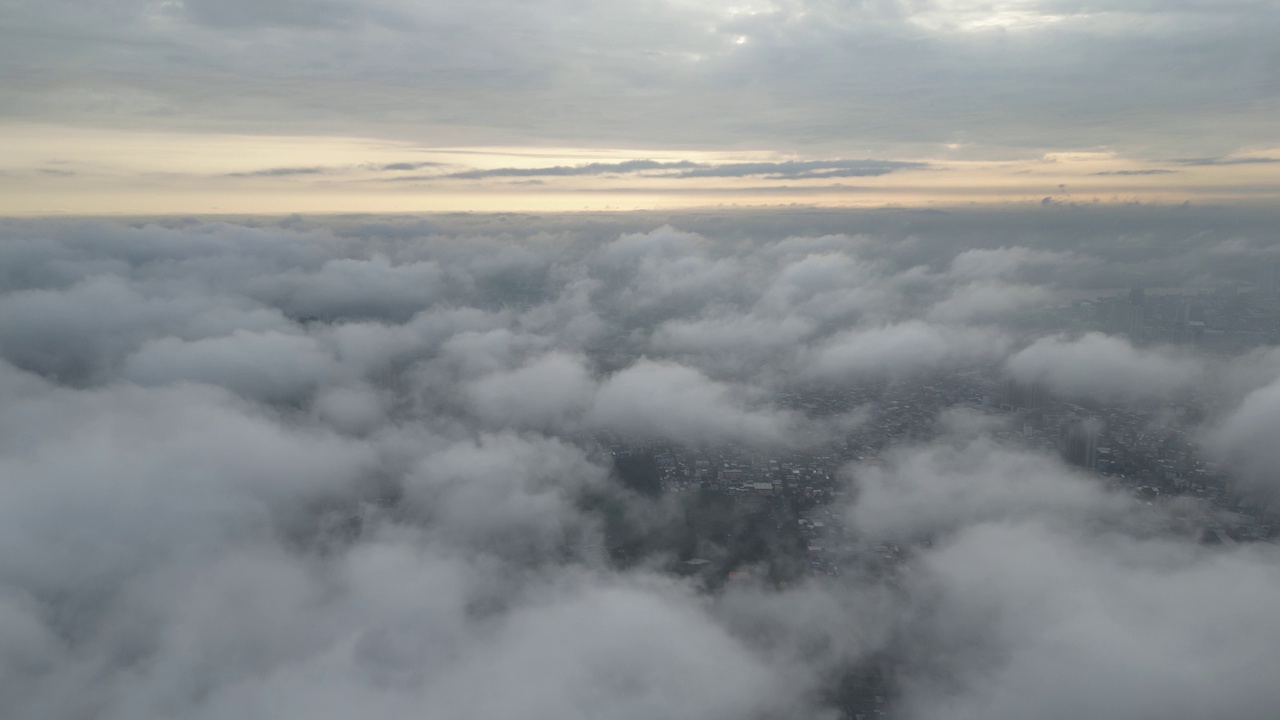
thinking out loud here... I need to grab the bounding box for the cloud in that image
[0,361,372,605]
[595,227,752,317]
[248,255,447,323]
[121,329,340,403]
[442,158,926,182]
[1090,169,1178,176]
[673,159,929,179]
[228,166,329,177]
[465,352,596,431]
[589,359,802,447]
[401,432,606,554]
[925,282,1052,323]
[847,437,1127,543]
[411,578,803,720]
[311,381,389,435]
[1175,156,1280,166]
[806,322,1009,380]
[444,160,701,180]
[651,312,817,358]
[0,274,295,384]
[947,246,1080,282]
[378,161,443,171]
[1006,333,1202,402]
[896,522,1280,720]
[1203,377,1280,496]
[756,251,892,322]
[838,425,1280,720]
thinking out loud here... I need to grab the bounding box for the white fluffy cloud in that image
[847,437,1128,543]
[590,359,802,447]
[806,321,1010,380]
[465,352,596,431]
[1203,377,1280,496]
[1006,332,1203,402]
[898,522,1280,720]
[122,329,340,402]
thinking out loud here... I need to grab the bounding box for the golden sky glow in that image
[3,124,1278,216]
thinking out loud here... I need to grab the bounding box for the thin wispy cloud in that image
[228,166,329,177]
[444,160,703,179]
[443,159,927,181]
[1090,169,1178,176]
[378,161,445,171]
[1175,156,1280,166]
[674,160,929,179]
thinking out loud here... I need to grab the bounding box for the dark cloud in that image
[444,160,702,180]
[378,161,443,171]
[1175,156,1280,166]
[674,159,929,179]
[224,162,444,179]
[228,166,330,177]
[444,159,926,182]
[1090,169,1179,175]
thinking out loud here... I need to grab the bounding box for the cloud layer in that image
[2,209,1279,719]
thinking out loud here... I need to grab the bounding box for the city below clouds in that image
[3,1,1280,719]
[2,208,1280,719]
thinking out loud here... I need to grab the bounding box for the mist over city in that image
[2,206,1279,719]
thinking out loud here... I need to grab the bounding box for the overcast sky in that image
[2,0,1278,213]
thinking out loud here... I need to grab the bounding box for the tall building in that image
[1059,418,1101,470]
[1003,379,1050,412]
[1109,293,1146,340]
[1128,285,1146,307]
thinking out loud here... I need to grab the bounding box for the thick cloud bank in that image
[1,209,1279,719]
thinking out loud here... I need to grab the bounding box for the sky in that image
[2,0,1279,213]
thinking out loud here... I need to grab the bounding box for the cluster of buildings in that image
[999,380,1273,541]
[616,338,1276,586]
[1075,282,1280,351]
[588,281,1280,679]
[588,278,1280,720]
